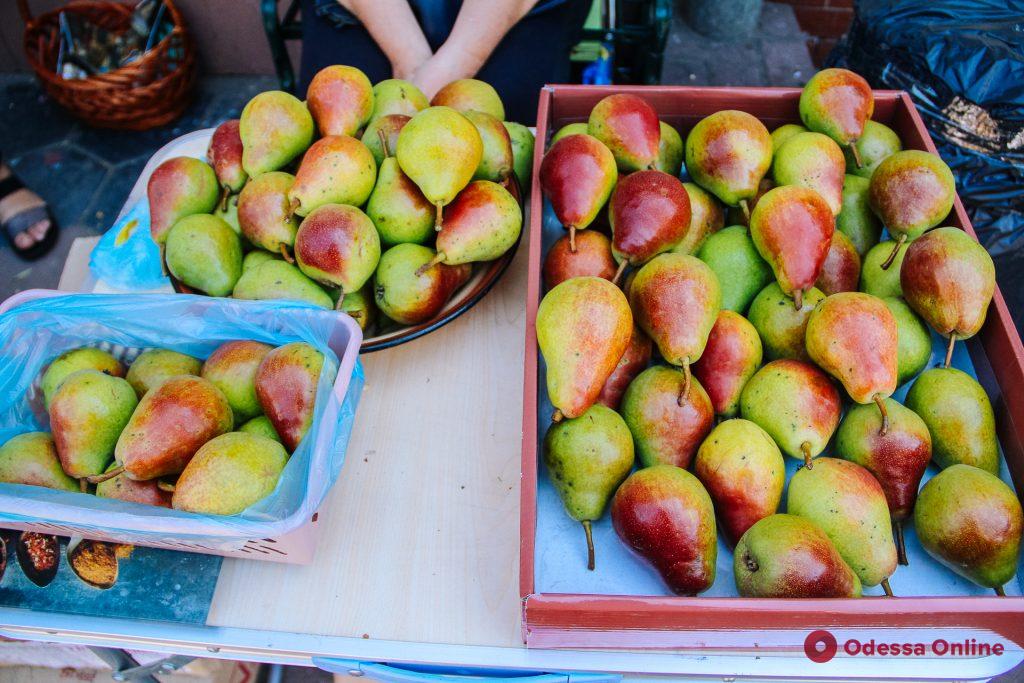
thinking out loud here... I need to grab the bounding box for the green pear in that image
[172,433,288,515]
[239,91,314,177]
[214,193,241,235]
[125,349,201,398]
[670,182,725,255]
[41,348,124,410]
[242,250,279,272]
[362,114,410,167]
[367,152,435,247]
[883,297,931,386]
[747,282,825,361]
[836,174,881,256]
[464,110,514,182]
[0,432,78,491]
[655,121,683,176]
[543,404,634,570]
[238,415,282,443]
[860,239,906,298]
[845,120,902,179]
[370,78,428,120]
[431,78,505,120]
[232,260,333,309]
[770,124,807,153]
[373,244,471,325]
[550,123,589,146]
[340,286,376,332]
[288,135,377,216]
[147,157,220,245]
[201,341,273,425]
[503,121,535,187]
[49,370,138,479]
[696,225,773,313]
[772,131,845,215]
[427,180,521,269]
[905,368,999,474]
[165,214,243,297]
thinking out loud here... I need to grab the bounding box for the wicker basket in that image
[18,0,197,130]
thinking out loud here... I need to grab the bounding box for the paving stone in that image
[0,75,76,158]
[763,38,815,87]
[80,155,149,233]
[8,142,109,230]
[760,1,804,38]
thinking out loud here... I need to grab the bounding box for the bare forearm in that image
[336,0,432,78]
[437,0,540,77]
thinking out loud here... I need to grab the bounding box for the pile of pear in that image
[147,66,532,332]
[0,339,332,516]
[537,68,1020,599]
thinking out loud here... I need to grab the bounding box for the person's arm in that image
[336,0,433,80]
[411,0,540,98]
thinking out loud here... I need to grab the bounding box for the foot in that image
[0,164,52,251]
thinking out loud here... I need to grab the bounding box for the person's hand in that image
[410,44,477,99]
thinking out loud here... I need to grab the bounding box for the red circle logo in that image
[805,630,838,663]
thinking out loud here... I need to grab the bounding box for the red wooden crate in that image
[519,85,1024,649]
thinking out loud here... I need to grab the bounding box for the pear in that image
[883,297,931,386]
[374,244,470,325]
[232,260,333,309]
[740,359,841,467]
[41,348,124,410]
[164,214,243,297]
[215,193,241,235]
[596,325,652,411]
[237,171,300,259]
[608,170,692,282]
[860,239,906,298]
[239,415,282,443]
[172,433,289,515]
[242,249,279,273]
[366,139,435,247]
[396,106,483,229]
[207,119,247,200]
[685,110,772,216]
[655,121,683,176]
[670,182,725,255]
[0,432,78,491]
[288,136,377,217]
[725,178,773,228]
[420,180,521,273]
[845,120,902,179]
[201,341,274,425]
[629,254,721,401]
[550,123,589,146]
[588,93,660,172]
[125,349,201,398]
[692,311,763,418]
[294,204,381,296]
[539,133,617,251]
[370,78,428,120]
[837,398,931,564]
[747,282,825,361]
[915,465,1022,594]
[239,90,314,176]
[611,465,717,596]
[769,123,807,153]
[869,150,955,268]
[306,65,374,137]
[901,227,995,367]
[806,292,899,432]
[695,225,773,313]
[836,174,881,256]
[544,404,634,570]
[905,367,999,474]
[431,78,504,120]
[749,185,835,309]
[788,457,898,592]
[362,114,411,167]
[95,462,172,507]
[734,514,862,598]
[815,230,861,295]
[621,365,714,469]
[340,286,376,332]
[543,230,616,291]
[255,342,328,453]
[464,110,514,182]
[147,157,219,245]
[503,121,535,187]
[537,277,633,421]
[694,419,784,545]
[799,68,874,167]
[772,132,845,216]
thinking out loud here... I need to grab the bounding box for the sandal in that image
[0,173,58,261]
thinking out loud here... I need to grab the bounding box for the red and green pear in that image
[539,134,618,251]
[799,68,874,166]
[289,136,377,217]
[256,342,327,453]
[550,123,589,146]
[362,114,411,167]
[684,110,772,215]
[294,204,381,296]
[370,79,427,120]
[772,131,845,215]
[464,110,514,182]
[815,230,861,295]
[173,432,289,515]
[0,432,78,492]
[306,65,374,137]
[747,282,825,361]
[239,91,315,176]
[201,340,274,425]
[597,325,652,411]
[237,171,300,258]
[431,79,504,120]
[692,311,763,418]
[41,348,124,410]
[147,157,219,245]
[671,182,725,255]
[543,230,616,290]
[769,124,807,153]
[725,178,773,227]
[373,244,470,325]
[95,463,172,507]
[423,180,521,272]
[125,349,201,398]
[588,94,660,172]
[207,119,247,201]
[608,170,692,282]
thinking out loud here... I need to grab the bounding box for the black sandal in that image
[0,174,58,261]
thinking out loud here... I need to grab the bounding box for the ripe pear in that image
[621,365,714,469]
[215,193,241,235]
[537,277,633,421]
[694,419,784,545]
[799,68,874,167]
[747,282,825,361]
[543,230,616,290]
[239,90,314,176]
[306,65,373,137]
[628,254,721,402]
[125,349,200,398]
[539,134,617,250]
[294,204,381,295]
[915,465,1022,594]
[769,123,807,153]
[901,227,995,367]
[788,457,898,592]
[905,367,998,474]
[366,130,434,247]
[815,230,861,295]
[41,348,124,410]
[740,359,841,467]
[423,180,521,272]
[147,157,219,244]
[95,462,172,507]
[362,114,411,167]
[370,78,428,120]
[692,311,763,418]
[550,122,589,146]
[544,404,634,570]
[655,121,683,176]
[165,214,243,297]
[255,342,327,453]
[207,119,247,199]
[239,415,282,443]
[241,251,280,275]
[0,432,78,491]
[464,110,514,182]
[685,110,772,214]
[237,171,300,258]
[860,239,906,298]
[695,225,772,313]
[431,78,504,120]
[373,244,469,325]
[172,432,289,515]
[846,120,902,178]
[396,106,483,229]
[597,325,652,411]
[608,170,691,281]
[201,341,273,425]
[670,182,725,255]
[503,121,535,187]
[734,514,862,598]
[611,465,717,596]
[588,93,660,172]
[869,150,955,268]
[772,131,845,216]
[288,136,377,216]
[232,260,333,309]
[883,297,932,386]
[340,285,376,332]
[836,174,881,256]
[724,178,773,228]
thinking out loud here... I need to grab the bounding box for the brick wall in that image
[776,0,854,66]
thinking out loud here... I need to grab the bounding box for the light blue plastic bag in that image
[88,199,170,291]
[0,291,364,548]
